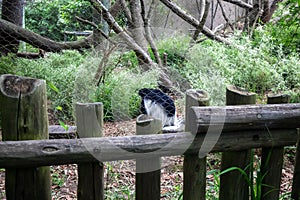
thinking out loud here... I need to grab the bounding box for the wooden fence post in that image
[183,89,209,200]
[0,74,51,200]
[136,114,162,200]
[261,94,290,200]
[292,128,300,200]
[75,103,104,200]
[219,85,256,200]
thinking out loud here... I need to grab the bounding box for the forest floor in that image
[0,119,296,200]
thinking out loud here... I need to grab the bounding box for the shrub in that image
[0,54,17,75]
[253,1,300,54]
[94,68,159,121]
[26,0,93,41]
[16,50,87,121]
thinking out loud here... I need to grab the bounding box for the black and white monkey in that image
[138,88,176,127]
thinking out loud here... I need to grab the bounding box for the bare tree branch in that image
[128,0,148,52]
[75,16,111,41]
[0,19,93,52]
[159,0,231,45]
[192,0,210,41]
[217,0,234,31]
[90,0,154,66]
[222,0,253,9]
[90,0,173,89]
[144,0,162,66]
[262,0,283,23]
[109,0,122,17]
[95,44,118,86]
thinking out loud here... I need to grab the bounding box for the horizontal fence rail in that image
[0,129,298,168]
[188,103,300,133]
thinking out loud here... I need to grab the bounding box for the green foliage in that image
[0,54,17,75]
[94,68,158,121]
[257,0,300,54]
[118,51,139,68]
[1,27,298,124]
[157,35,190,67]
[104,162,135,199]
[26,0,93,41]
[51,172,66,188]
[15,50,87,121]
[179,35,300,103]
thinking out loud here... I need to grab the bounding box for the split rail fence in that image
[0,74,299,200]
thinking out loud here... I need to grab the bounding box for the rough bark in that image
[261,0,283,23]
[0,129,297,168]
[0,0,23,55]
[0,19,93,52]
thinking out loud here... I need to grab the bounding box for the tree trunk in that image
[261,0,283,23]
[0,0,24,55]
[128,0,150,67]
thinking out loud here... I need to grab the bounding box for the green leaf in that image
[47,81,59,93]
[59,120,69,131]
[56,106,63,111]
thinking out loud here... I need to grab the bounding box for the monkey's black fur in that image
[138,88,176,127]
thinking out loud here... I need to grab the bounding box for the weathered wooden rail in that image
[0,74,299,200]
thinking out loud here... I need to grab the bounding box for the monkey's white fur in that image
[143,99,176,127]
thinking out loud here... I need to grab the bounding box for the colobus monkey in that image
[138,88,176,127]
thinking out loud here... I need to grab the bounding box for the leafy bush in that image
[94,68,159,121]
[2,29,298,124]
[16,50,87,120]
[0,54,17,75]
[255,0,300,54]
[162,34,299,104]
[26,0,93,41]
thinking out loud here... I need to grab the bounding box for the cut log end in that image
[267,93,291,104]
[0,74,42,97]
[227,85,256,96]
[186,89,210,102]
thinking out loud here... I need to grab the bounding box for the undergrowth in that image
[0,31,299,121]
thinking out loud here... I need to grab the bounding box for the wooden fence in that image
[0,74,299,200]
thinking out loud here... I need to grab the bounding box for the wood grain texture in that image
[219,85,256,200]
[0,74,51,200]
[261,94,289,200]
[188,103,300,134]
[75,103,104,200]
[184,89,209,200]
[136,114,162,200]
[0,129,297,168]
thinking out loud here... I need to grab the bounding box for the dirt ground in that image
[0,119,296,200]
